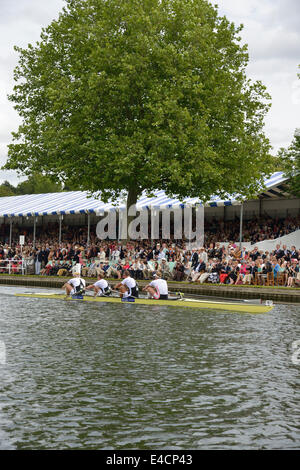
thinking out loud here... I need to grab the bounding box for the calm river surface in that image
[0,285,299,450]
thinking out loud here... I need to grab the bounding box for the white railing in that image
[0,259,26,275]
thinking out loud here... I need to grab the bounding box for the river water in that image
[0,285,299,450]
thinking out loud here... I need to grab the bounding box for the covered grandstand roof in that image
[0,172,290,218]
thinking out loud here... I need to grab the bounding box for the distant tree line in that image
[0,173,75,197]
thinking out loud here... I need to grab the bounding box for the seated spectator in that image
[219,262,231,284]
[87,258,97,277]
[81,259,89,277]
[227,264,238,284]
[191,261,206,282]
[160,259,172,280]
[41,260,53,275]
[172,261,185,282]
[49,260,61,276]
[207,271,219,283]
[129,259,143,280]
[121,257,132,276]
[243,261,255,285]
[95,262,106,277]
[101,261,110,277]
[195,264,210,284]
[183,259,192,281]
[57,261,72,276]
[290,246,298,260]
[106,262,122,279]
[140,259,153,280]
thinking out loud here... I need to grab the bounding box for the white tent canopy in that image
[0,172,289,218]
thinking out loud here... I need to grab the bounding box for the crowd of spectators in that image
[0,237,299,287]
[206,214,300,244]
[0,214,300,247]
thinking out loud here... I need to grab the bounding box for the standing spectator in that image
[272,258,281,280]
[199,247,208,264]
[35,247,43,275]
[111,247,120,262]
[190,249,198,269]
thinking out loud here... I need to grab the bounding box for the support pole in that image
[33,216,36,249]
[87,213,90,246]
[259,197,262,218]
[239,203,244,250]
[188,207,192,245]
[118,209,121,242]
[9,218,12,247]
[59,214,62,245]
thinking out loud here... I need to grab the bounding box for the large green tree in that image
[4,0,274,218]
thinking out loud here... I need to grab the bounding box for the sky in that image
[0,0,299,185]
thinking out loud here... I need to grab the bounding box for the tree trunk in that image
[123,187,139,242]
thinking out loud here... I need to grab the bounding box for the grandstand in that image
[0,172,299,247]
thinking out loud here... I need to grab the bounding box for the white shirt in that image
[94,279,108,291]
[149,279,168,296]
[157,250,166,260]
[121,276,136,289]
[111,250,120,261]
[68,277,86,288]
[199,251,208,263]
[68,277,86,294]
[97,251,106,262]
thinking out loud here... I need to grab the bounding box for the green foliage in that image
[15,173,63,194]
[0,181,17,197]
[0,174,64,196]
[278,66,300,197]
[3,0,275,206]
[279,133,300,197]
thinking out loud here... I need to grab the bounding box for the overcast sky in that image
[0,0,299,185]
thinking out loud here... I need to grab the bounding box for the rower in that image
[86,274,111,297]
[63,272,86,298]
[143,272,168,300]
[115,270,139,301]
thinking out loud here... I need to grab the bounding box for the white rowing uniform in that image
[68,277,86,295]
[149,279,168,299]
[121,276,139,298]
[94,279,110,295]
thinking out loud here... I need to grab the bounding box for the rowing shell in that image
[15,293,274,314]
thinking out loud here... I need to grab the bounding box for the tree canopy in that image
[278,66,300,197]
[3,0,274,211]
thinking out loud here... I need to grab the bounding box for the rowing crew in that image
[62,271,169,301]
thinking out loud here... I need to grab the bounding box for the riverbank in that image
[1,274,300,303]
